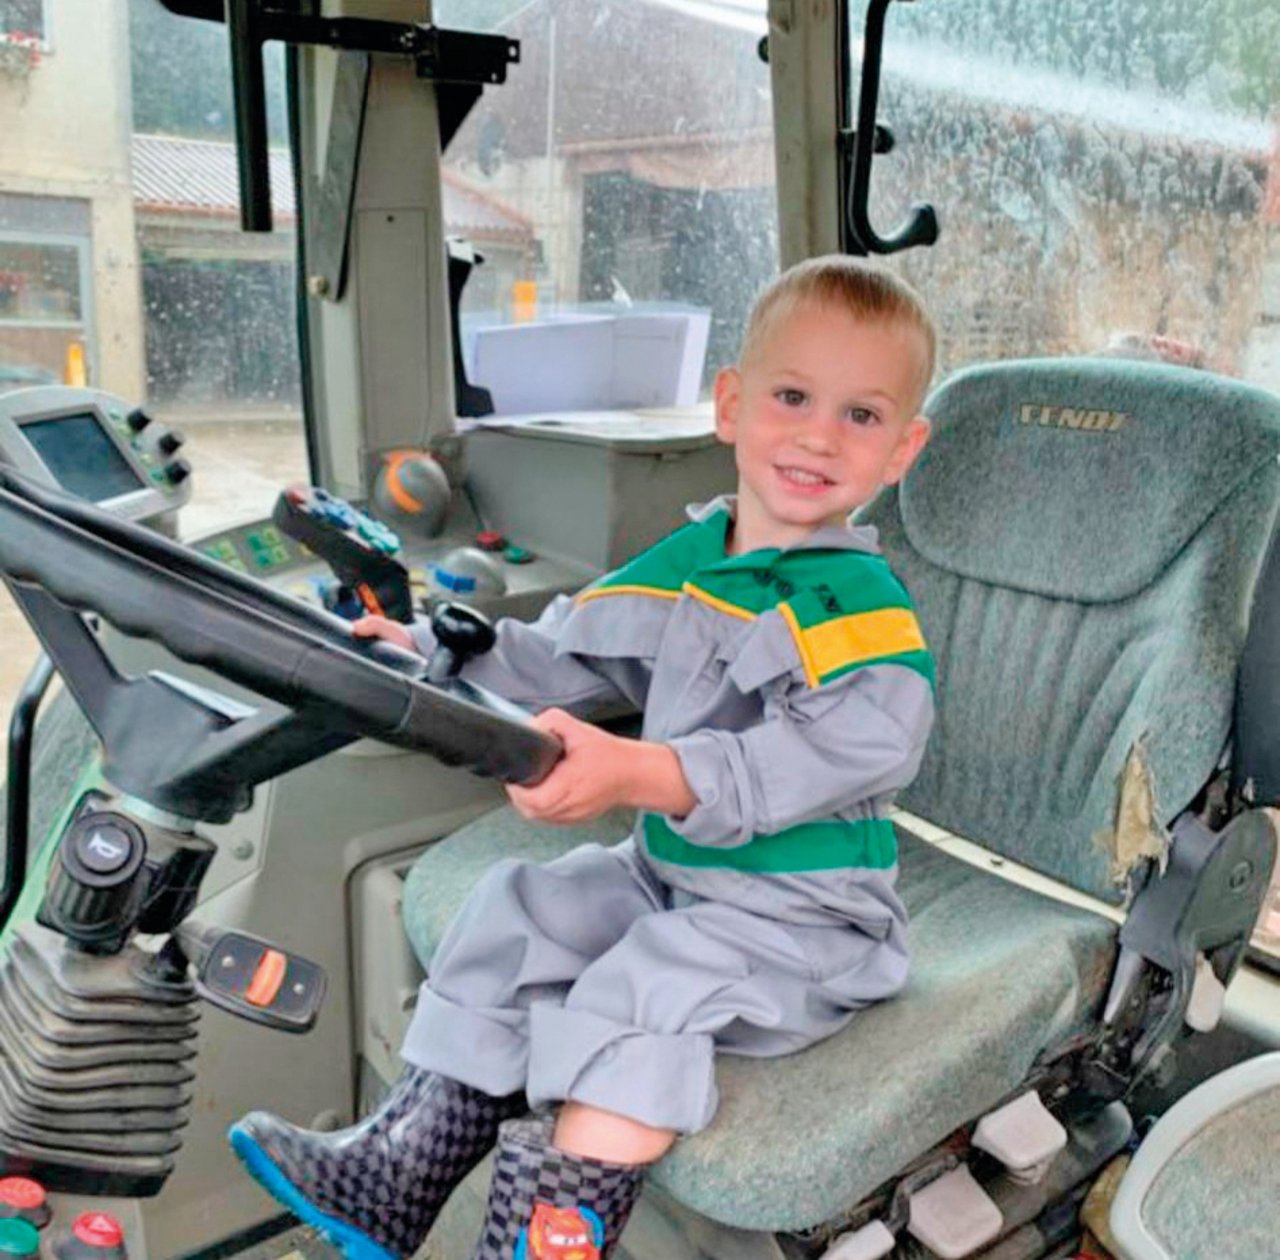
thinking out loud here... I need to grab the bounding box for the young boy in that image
[230,256,937,1260]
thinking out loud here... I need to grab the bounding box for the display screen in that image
[20,412,145,503]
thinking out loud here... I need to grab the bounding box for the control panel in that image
[0,1178,142,1258]
[0,387,191,529]
[195,486,593,625]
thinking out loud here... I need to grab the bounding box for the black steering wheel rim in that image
[0,466,561,787]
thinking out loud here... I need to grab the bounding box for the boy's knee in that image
[552,1100,677,1165]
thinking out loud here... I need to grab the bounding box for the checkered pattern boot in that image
[472,1116,646,1260]
[229,1067,525,1260]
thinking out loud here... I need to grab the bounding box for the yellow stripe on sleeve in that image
[784,605,926,686]
[576,584,682,605]
[681,582,757,622]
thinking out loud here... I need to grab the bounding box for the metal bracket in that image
[158,2,520,231]
[160,3,520,84]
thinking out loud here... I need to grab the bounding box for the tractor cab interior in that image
[0,2,1278,1259]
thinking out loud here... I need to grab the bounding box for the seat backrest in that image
[862,358,1280,902]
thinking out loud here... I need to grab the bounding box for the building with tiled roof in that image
[130,134,535,409]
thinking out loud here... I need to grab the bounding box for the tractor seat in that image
[403,357,1280,1233]
[402,807,1116,1231]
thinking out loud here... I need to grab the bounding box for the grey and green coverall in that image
[400,498,935,1133]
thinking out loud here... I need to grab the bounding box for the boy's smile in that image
[714,300,931,554]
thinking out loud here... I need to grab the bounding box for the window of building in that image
[0,194,93,390]
[0,0,45,40]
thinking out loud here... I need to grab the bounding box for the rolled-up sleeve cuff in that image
[666,729,755,848]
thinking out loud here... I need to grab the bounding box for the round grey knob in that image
[372,451,451,538]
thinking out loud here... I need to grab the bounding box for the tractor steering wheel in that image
[0,467,561,810]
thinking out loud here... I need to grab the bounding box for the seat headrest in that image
[901,359,1280,602]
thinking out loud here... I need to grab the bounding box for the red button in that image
[72,1213,124,1248]
[475,530,507,552]
[0,1182,43,1212]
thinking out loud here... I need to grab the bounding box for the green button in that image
[246,534,267,551]
[0,1218,38,1255]
[148,469,166,483]
[503,544,534,564]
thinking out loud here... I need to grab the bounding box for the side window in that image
[0,1,309,731]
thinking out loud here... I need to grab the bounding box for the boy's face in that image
[714,301,931,548]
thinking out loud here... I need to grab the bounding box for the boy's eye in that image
[846,406,879,426]
[775,388,807,407]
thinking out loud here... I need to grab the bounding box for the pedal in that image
[972,1090,1067,1184]
[174,924,327,1033]
[906,1165,1002,1259]
[821,1220,895,1259]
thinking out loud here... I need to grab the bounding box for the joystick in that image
[273,485,414,622]
[426,603,497,684]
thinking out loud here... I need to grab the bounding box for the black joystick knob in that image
[426,603,496,683]
[37,812,148,953]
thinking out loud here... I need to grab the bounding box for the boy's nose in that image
[796,413,842,454]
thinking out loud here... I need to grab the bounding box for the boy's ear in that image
[713,367,741,444]
[882,415,931,486]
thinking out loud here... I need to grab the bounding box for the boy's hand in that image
[506,708,697,824]
[351,615,416,652]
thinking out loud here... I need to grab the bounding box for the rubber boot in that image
[229,1067,525,1260]
[472,1116,646,1260]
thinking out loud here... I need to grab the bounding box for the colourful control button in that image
[0,1178,45,1211]
[433,567,477,593]
[503,544,534,565]
[74,1214,122,1248]
[356,517,400,554]
[0,1218,38,1256]
[317,499,358,529]
[476,530,507,552]
[68,1212,125,1255]
[0,1178,48,1231]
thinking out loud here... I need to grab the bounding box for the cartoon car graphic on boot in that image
[515,1201,606,1260]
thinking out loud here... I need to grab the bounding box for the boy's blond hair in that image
[740,255,937,410]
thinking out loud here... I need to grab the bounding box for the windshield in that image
[436,0,778,413]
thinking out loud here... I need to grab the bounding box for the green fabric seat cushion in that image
[402,807,1116,1232]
